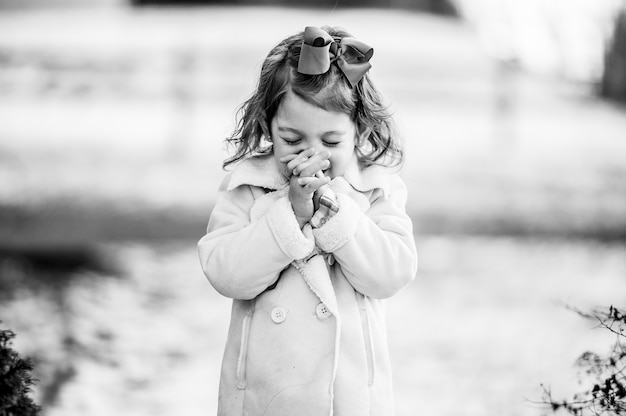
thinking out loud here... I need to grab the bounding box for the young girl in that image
[198,26,418,416]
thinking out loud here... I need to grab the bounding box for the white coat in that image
[198,154,418,416]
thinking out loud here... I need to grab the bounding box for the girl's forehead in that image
[275,91,354,130]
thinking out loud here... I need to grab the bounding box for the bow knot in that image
[297,26,373,87]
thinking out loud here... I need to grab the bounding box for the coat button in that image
[316,302,332,319]
[271,307,287,324]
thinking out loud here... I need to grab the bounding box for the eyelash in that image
[281,138,339,147]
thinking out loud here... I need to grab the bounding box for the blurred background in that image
[1,0,625,415]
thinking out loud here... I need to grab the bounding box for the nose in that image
[309,143,331,160]
[289,142,310,155]
[311,142,326,155]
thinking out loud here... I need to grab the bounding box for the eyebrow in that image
[277,127,345,136]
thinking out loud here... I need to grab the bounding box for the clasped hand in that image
[279,148,331,228]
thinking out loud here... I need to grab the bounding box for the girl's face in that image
[271,90,357,179]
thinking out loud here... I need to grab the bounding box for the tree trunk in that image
[601,6,626,102]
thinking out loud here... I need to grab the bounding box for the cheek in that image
[272,148,290,175]
[272,143,290,159]
[328,147,354,176]
[272,139,302,160]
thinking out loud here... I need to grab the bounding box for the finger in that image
[306,177,331,193]
[296,174,330,186]
[297,157,331,178]
[286,148,317,173]
[280,148,315,163]
[299,177,331,193]
[293,150,330,175]
[296,176,317,186]
[279,153,298,163]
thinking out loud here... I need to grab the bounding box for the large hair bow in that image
[297,26,374,87]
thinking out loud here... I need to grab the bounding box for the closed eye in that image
[323,141,340,147]
[281,138,301,145]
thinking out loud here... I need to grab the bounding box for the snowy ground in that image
[3,238,625,416]
[1,5,626,416]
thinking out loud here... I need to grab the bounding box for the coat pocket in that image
[358,294,376,386]
[236,308,254,389]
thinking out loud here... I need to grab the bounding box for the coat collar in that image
[226,154,393,197]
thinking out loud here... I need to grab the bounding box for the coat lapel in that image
[227,155,288,192]
[292,250,339,316]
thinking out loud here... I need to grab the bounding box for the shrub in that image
[0,321,40,416]
[541,306,626,416]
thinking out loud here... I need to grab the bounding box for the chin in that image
[323,169,338,179]
[279,166,292,180]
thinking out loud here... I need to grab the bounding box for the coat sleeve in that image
[312,175,418,299]
[198,175,315,300]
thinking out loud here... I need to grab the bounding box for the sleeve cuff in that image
[312,193,361,253]
[265,196,316,260]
